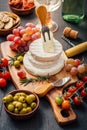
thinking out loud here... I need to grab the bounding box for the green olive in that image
[14,60,20,68]
[17,56,23,63]
[31,102,37,109]
[26,95,33,104]
[29,94,36,101]
[26,107,32,113]
[13,95,19,101]
[15,102,23,110]
[19,108,27,114]
[18,96,26,103]
[7,103,14,112]
[22,103,28,108]
[14,108,19,114]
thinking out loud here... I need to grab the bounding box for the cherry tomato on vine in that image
[0,58,8,67]
[0,78,7,88]
[1,71,11,80]
[82,76,87,82]
[81,88,87,97]
[63,92,72,99]
[73,96,83,105]
[76,80,84,88]
[68,86,77,93]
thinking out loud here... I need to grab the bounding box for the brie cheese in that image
[23,52,65,76]
[23,38,65,76]
[29,38,63,62]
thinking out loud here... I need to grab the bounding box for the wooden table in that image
[0,1,87,130]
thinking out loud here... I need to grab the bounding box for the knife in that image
[34,77,71,97]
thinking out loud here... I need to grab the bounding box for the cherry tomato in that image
[82,76,87,82]
[0,78,7,88]
[76,80,84,88]
[73,96,83,105]
[0,58,8,67]
[81,88,87,97]
[63,92,72,99]
[62,100,71,110]
[1,71,11,80]
[68,86,77,93]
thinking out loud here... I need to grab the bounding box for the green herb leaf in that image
[20,75,51,86]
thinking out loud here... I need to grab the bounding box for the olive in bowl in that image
[2,90,40,120]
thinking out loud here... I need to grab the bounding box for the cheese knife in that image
[34,77,71,97]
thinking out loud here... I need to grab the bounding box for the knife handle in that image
[34,83,54,97]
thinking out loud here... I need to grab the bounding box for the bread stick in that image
[65,41,87,57]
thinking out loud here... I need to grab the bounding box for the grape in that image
[14,36,22,44]
[65,64,73,72]
[7,34,15,41]
[13,28,20,36]
[17,46,25,53]
[20,29,26,36]
[70,67,78,76]
[22,33,31,41]
[8,22,41,53]
[24,45,29,52]
[31,27,40,33]
[74,59,81,67]
[10,42,18,51]
[77,64,85,73]
[25,27,34,35]
[31,34,38,41]
[17,26,24,31]
[25,23,35,28]
[21,38,27,47]
[66,58,75,66]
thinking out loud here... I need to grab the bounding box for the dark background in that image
[0,0,87,130]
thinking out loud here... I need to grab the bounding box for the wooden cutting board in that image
[0,41,77,125]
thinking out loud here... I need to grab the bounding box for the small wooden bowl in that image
[0,11,21,36]
[3,90,40,120]
[9,5,35,16]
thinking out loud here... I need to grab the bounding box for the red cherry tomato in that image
[63,92,72,99]
[81,88,87,97]
[73,96,83,105]
[0,58,8,67]
[1,71,11,80]
[0,78,7,88]
[68,86,77,93]
[82,76,87,82]
[62,100,71,110]
[76,80,84,88]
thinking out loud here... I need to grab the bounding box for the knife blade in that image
[34,77,71,97]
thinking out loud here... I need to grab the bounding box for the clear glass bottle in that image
[62,0,85,24]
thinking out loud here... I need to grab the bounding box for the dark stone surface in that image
[0,1,87,130]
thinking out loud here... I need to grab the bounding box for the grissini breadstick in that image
[65,41,87,57]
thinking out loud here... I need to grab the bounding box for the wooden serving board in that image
[0,41,77,125]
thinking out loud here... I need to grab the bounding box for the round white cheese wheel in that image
[27,52,60,69]
[29,38,63,62]
[23,52,65,76]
